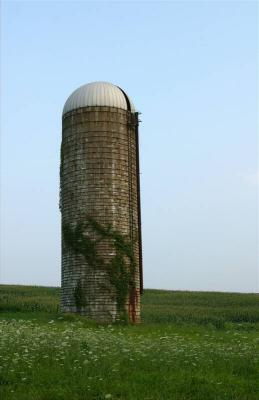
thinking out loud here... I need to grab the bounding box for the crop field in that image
[0,285,259,399]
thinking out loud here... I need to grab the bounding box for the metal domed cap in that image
[63,81,135,115]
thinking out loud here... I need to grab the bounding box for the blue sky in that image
[1,1,258,292]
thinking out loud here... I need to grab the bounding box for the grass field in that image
[0,285,259,399]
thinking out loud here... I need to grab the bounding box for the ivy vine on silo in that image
[62,217,137,321]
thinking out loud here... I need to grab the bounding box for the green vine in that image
[62,217,136,321]
[74,279,86,312]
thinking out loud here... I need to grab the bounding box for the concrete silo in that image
[60,81,143,323]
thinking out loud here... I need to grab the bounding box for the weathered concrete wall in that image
[60,106,141,322]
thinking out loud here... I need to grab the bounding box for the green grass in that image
[0,285,259,399]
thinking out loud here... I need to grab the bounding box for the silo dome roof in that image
[63,81,135,115]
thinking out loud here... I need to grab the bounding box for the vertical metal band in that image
[135,113,143,294]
